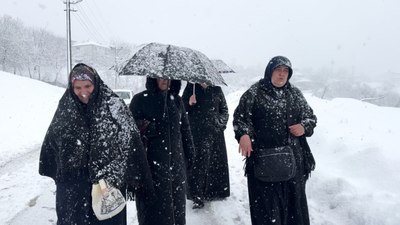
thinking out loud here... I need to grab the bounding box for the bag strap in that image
[254,83,292,146]
[284,92,292,145]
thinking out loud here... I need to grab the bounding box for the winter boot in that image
[192,197,204,209]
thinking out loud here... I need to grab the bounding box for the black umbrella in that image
[118,42,226,86]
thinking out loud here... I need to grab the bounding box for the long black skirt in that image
[246,143,310,225]
[135,175,186,225]
[187,131,230,201]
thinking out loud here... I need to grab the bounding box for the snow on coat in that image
[182,83,230,200]
[233,56,317,225]
[129,77,195,225]
[39,64,148,189]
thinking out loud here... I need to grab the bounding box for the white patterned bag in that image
[91,179,126,221]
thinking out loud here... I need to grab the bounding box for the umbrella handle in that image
[189,83,197,106]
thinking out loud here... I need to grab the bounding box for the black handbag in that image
[253,145,296,182]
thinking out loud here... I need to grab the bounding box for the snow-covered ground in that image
[1,71,399,225]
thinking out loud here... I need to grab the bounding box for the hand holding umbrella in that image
[189,95,197,106]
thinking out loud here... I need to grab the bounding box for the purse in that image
[253,145,296,182]
[91,179,126,221]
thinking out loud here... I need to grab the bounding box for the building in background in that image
[72,41,113,67]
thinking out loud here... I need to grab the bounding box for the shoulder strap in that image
[284,92,292,145]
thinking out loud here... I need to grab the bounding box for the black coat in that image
[130,78,195,225]
[233,77,317,225]
[182,83,230,200]
[39,63,150,225]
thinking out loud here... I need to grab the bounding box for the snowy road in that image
[0,146,56,224]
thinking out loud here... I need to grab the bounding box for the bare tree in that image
[0,15,66,85]
[0,15,25,73]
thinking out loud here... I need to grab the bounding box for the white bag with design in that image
[91,179,126,221]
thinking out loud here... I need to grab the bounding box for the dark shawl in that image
[39,64,149,189]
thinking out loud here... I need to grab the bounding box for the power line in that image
[73,1,107,43]
[83,0,113,37]
[75,3,108,43]
[73,10,105,43]
[73,13,103,43]
[89,0,115,38]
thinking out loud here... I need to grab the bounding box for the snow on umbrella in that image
[211,59,235,74]
[118,42,226,86]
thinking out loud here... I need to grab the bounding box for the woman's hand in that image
[239,134,253,157]
[289,124,305,137]
[189,95,197,106]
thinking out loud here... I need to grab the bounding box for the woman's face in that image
[73,80,94,104]
[271,66,289,88]
[200,83,208,89]
[157,79,169,91]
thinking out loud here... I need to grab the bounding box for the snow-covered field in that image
[1,71,399,225]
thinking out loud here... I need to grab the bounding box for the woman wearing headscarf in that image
[182,83,230,209]
[39,63,150,225]
[233,56,317,225]
[129,77,195,225]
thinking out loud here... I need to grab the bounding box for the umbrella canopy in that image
[118,42,226,86]
[211,59,235,74]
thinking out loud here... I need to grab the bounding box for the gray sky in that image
[1,0,400,76]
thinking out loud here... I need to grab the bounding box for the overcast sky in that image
[1,0,399,76]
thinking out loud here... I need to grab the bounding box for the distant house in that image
[211,59,235,74]
[290,71,315,92]
[386,71,400,82]
[72,41,113,66]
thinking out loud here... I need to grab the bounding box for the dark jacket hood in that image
[145,77,181,95]
[263,56,293,81]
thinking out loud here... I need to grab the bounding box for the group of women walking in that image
[39,55,317,225]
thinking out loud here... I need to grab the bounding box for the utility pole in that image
[64,0,82,76]
[112,46,123,88]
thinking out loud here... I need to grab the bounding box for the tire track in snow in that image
[0,144,40,175]
[0,145,56,224]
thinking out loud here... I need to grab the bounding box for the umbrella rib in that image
[161,45,171,80]
[191,51,206,84]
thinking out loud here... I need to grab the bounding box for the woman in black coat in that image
[182,83,230,208]
[129,77,195,225]
[39,63,150,225]
[233,56,317,225]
